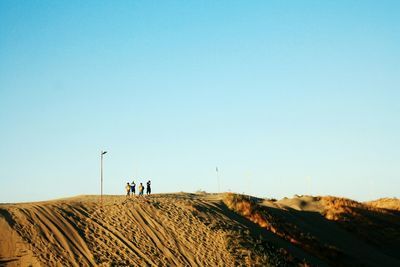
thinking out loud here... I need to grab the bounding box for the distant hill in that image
[365,197,400,211]
[1,193,399,266]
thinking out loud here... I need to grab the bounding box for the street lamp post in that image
[101,151,107,206]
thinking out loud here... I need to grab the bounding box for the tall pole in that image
[101,151,103,206]
[101,151,107,207]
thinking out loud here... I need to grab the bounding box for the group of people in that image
[125,180,151,197]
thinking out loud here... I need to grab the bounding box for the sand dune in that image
[1,193,400,266]
[365,198,400,211]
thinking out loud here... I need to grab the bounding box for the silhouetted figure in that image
[146,180,151,195]
[131,181,136,195]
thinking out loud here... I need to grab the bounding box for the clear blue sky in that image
[1,1,399,202]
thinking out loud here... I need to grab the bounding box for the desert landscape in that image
[1,193,399,266]
[2,1,399,266]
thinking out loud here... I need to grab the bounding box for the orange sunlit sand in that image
[1,193,399,266]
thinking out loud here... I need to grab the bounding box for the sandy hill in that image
[1,193,400,267]
[365,198,400,211]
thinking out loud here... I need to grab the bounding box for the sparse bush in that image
[365,198,400,211]
[321,196,363,221]
[223,193,345,265]
[321,196,400,252]
[223,193,279,234]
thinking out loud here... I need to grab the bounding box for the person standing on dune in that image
[131,181,136,196]
[138,182,144,197]
[146,180,151,195]
[125,182,131,197]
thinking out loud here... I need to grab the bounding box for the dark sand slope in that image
[266,196,400,266]
[1,193,400,266]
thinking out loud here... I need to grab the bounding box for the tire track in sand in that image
[12,204,96,266]
[72,204,158,266]
[131,202,197,266]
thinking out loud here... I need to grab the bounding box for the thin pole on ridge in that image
[101,150,107,208]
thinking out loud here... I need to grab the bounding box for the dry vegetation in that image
[1,193,400,267]
[365,198,400,211]
[223,193,343,265]
[320,196,400,258]
[321,196,364,221]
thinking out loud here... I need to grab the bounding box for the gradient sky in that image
[1,0,399,203]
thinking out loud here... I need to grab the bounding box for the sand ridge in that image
[1,193,400,266]
[1,194,267,266]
